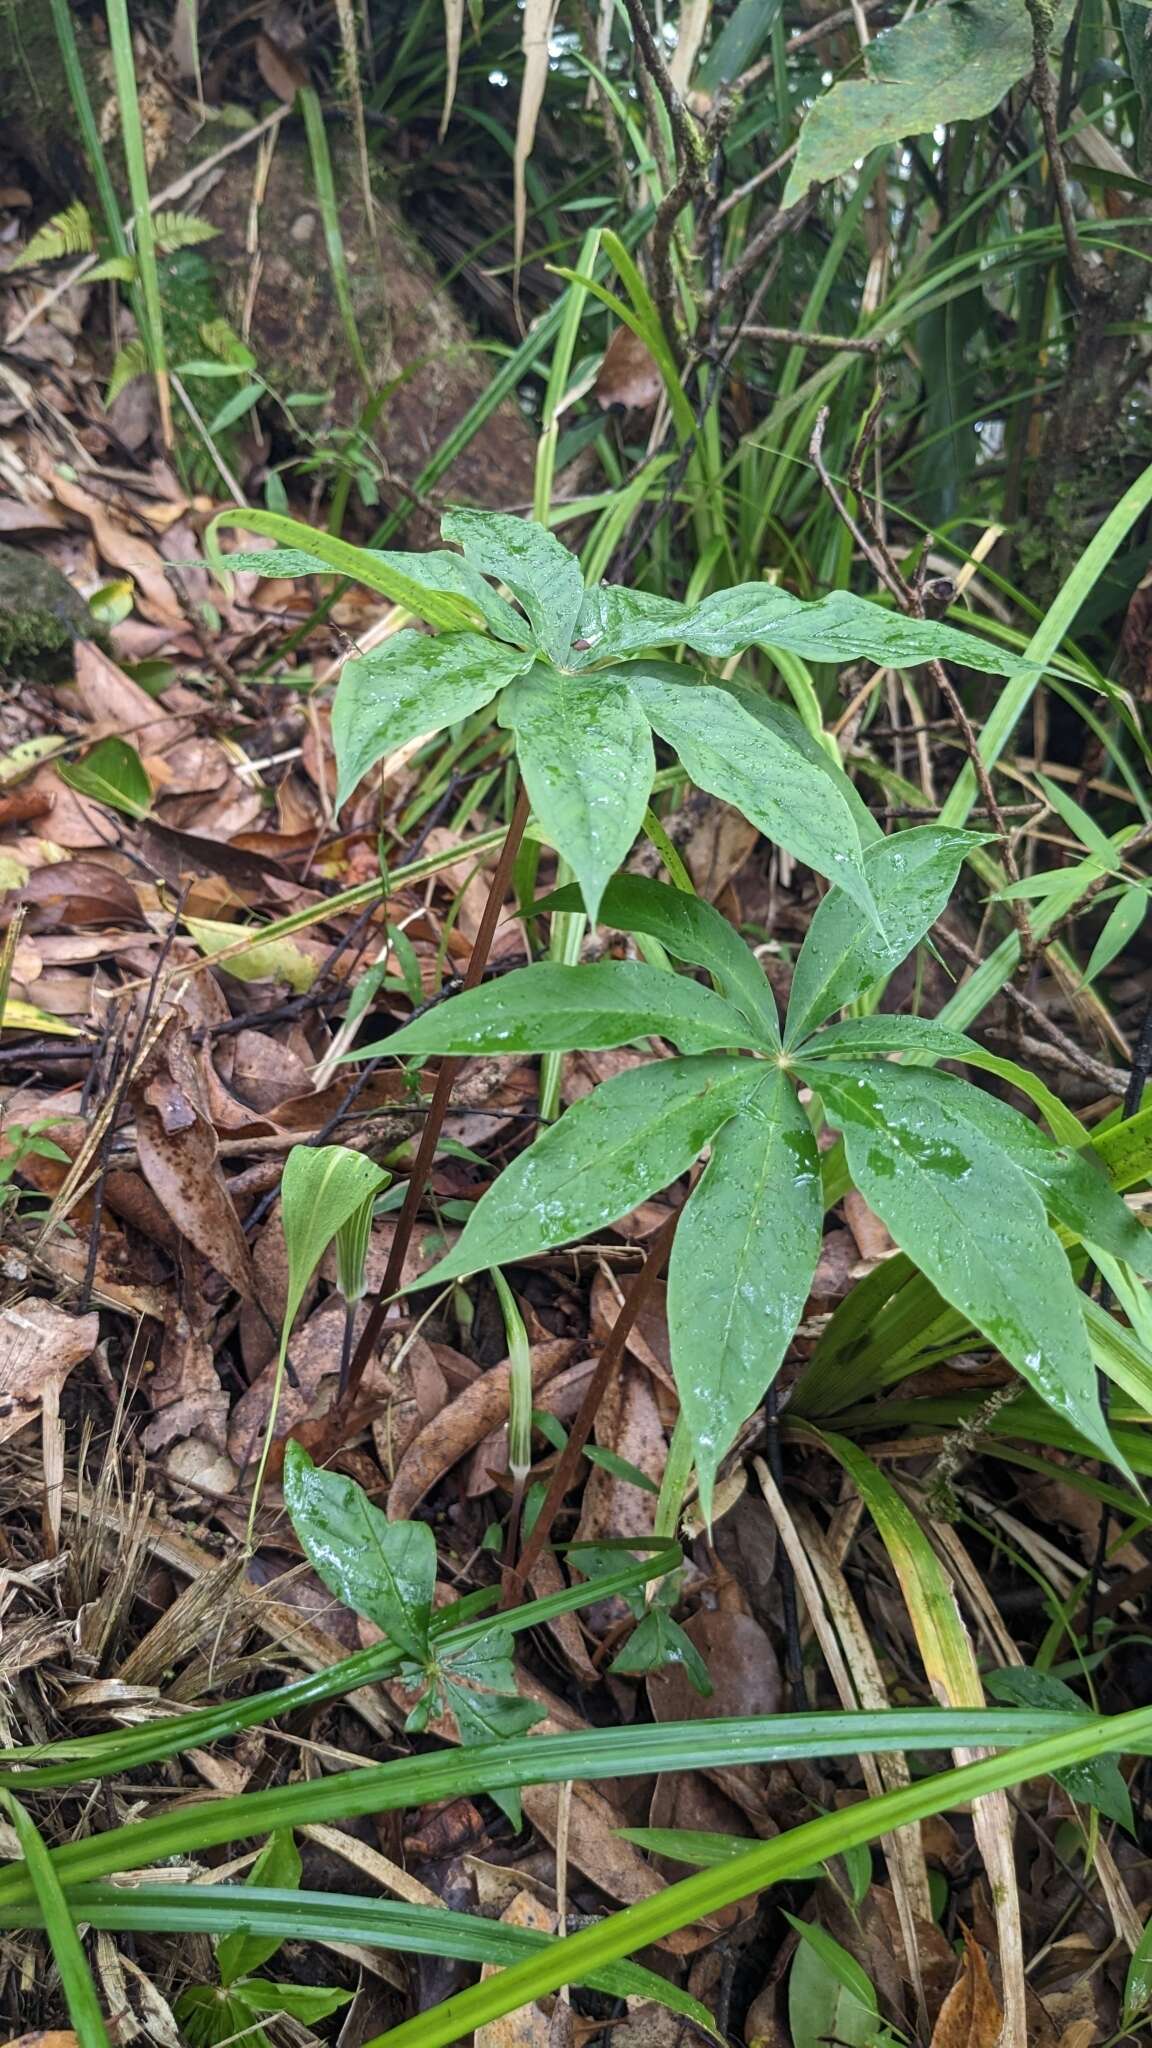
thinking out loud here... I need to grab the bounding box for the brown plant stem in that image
[501,1205,681,1606]
[338,783,532,1409]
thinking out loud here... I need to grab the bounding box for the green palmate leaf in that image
[369,961,761,1060]
[984,1669,1133,1832]
[570,580,1022,678]
[668,1068,822,1520]
[217,1832,301,1987]
[284,1442,435,1663]
[441,507,584,663]
[59,736,151,820]
[17,1887,720,2033]
[498,668,654,922]
[205,511,485,632]
[785,826,990,1044]
[332,631,532,806]
[220,546,530,646]
[539,875,781,1044]
[2,1794,110,2048]
[409,1055,758,1284]
[782,0,1064,202]
[802,1061,1122,1469]
[630,673,878,925]
[796,1014,1085,1140]
[436,1630,546,1823]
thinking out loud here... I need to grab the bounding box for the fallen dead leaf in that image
[143,1310,228,1454]
[0,1299,98,1442]
[929,1927,1003,2048]
[388,1338,582,1518]
[131,1022,256,1299]
[477,1891,556,2048]
[595,326,662,412]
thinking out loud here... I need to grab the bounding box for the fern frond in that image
[152,211,217,254]
[199,318,257,371]
[10,201,94,270]
[106,338,149,405]
[87,255,138,285]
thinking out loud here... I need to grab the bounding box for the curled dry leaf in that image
[388,1337,582,1519]
[143,1309,229,1454]
[19,858,144,927]
[0,1299,98,1442]
[929,1927,1003,2048]
[595,326,663,413]
[131,1023,257,1299]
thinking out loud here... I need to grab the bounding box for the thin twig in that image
[337,785,532,1412]
[620,0,710,356]
[1024,0,1109,300]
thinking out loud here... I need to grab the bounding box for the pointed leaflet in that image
[204,510,484,632]
[569,580,1022,678]
[218,546,530,645]
[367,961,759,1059]
[802,1061,1123,1469]
[631,673,877,925]
[499,668,655,922]
[283,1441,435,1663]
[410,1055,757,1285]
[538,874,780,1045]
[785,826,990,1044]
[794,1013,1086,1141]
[441,508,584,664]
[217,1831,302,1986]
[668,1068,822,1521]
[332,631,532,807]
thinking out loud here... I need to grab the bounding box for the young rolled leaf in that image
[785,825,991,1044]
[630,673,878,925]
[803,1060,1125,1471]
[668,1067,822,1521]
[284,1441,435,1663]
[333,632,532,807]
[409,1054,759,1284]
[368,961,762,1060]
[441,507,584,663]
[538,874,780,1045]
[498,668,655,922]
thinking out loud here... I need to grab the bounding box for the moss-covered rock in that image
[0,544,102,680]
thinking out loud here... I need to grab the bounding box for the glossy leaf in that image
[372,961,760,1059]
[668,1068,822,1520]
[785,826,990,1044]
[538,874,780,1043]
[409,1055,759,1284]
[283,1441,435,1662]
[803,1060,1121,1469]
[498,668,655,921]
[571,580,1022,678]
[217,1831,301,1986]
[985,1668,1133,1832]
[631,673,877,924]
[796,1014,1085,1141]
[441,507,584,663]
[17,1886,720,2030]
[332,630,531,807]
[59,736,151,820]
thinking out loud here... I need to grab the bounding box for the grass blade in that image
[2,1794,110,2048]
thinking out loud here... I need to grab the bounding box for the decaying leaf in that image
[0,1300,98,1442]
[131,1023,257,1299]
[929,1928,1003,2047]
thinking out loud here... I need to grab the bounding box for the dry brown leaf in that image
[842,1187,895,1264]
[648,1605,780,1831]
[47,475,183,626]
[575,1358,667,1548]
[0,1300,98,1442]
[143,1310,228,1454]
[668,0,711,88]
[132,1024,256,1299]
[595,327,663,413]
[477,1891,556,2048]
[19,858,144,928]
[229,1296,364,1467]
[255,29,311,100]
[929,1928,1002,2047]
[388,1338,582,1518]
[73,640,190,754]
[1,2035,81,2048]
[440,0,465,137]
[513,0,560,276]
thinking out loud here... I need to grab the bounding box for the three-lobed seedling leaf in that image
[211,505,1020,926]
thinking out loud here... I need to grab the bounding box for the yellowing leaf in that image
[1,1000,81,1037]
[184,917,320,992]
